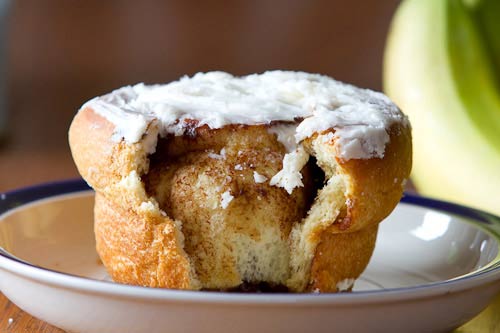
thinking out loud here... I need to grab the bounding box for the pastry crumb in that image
[208,148,226,160]
[253,171,267,183]
[220,191,234,209]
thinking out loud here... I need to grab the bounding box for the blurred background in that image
[0,0,400,191]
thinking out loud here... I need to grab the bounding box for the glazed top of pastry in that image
[82,71,408,160]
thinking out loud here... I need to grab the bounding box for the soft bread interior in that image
[143,125,314,289]
[141,125,353,291]
[288,132,348,291]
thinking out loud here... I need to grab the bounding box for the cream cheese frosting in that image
[82,70,408,161]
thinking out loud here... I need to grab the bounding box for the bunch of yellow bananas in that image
[384,0,500,215]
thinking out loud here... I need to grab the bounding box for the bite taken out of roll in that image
[69,71,412,293]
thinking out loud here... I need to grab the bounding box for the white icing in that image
[269,146,310,194]
[208,148,227,160]
[85,86,151,143]
[139,201,156,212]
[234,164,243,171]
[141,124,160,154]
[253,171,267,183]
[220,191,234,209]
[322,132,335,143]
[83,71,407,161]
[295,105,392,159]
[208,152,223,160]
[267,124,298,153]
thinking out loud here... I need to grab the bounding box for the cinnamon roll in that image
[69,71,412,292]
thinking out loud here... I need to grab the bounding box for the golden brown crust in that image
[70,108,199,289]
[69,105,411,292]
[307,224,378,292]
[94,192,193,289]
[68,107,153,192]
[328,122,412,233]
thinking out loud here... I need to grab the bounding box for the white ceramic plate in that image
[0,180,499,333]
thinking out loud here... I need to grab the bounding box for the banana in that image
[383,0,500,215]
